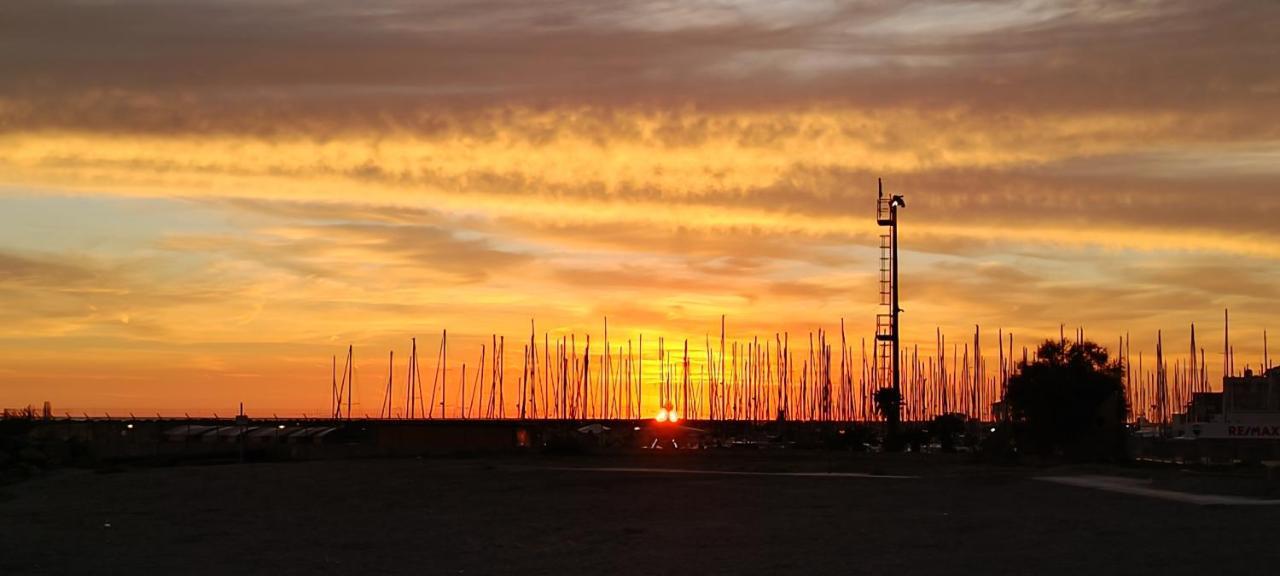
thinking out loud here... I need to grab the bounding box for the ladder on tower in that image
[874,180,898,390]
[877,195,894,226]
[879,234,892,306]
[876,339,894,388]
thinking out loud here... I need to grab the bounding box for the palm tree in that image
[873,386,903,451]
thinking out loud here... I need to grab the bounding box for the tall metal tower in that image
[875,179,906,401]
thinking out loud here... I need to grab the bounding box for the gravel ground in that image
[1,452,1276,575]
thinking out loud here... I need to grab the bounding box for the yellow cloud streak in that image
[1,107,1189,185]
[2,107,1275,261]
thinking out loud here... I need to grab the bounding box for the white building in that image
[1176,367,1280,440]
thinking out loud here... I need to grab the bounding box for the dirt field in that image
[1,452,1276,575]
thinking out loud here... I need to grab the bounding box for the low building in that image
[1175,367,1280,440]
[1167,367,1280,462]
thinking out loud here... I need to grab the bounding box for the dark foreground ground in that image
[1,452,1276,575]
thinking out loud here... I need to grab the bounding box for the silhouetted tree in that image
[1004,339,1127,460]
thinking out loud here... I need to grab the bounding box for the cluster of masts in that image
[1121,309,1270,424]
[329,310,1270,425]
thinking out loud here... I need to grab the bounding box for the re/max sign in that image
[1227,425,1280,438]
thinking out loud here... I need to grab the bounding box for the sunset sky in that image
[2,0,1278,416]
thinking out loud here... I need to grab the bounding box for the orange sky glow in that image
[1,0,1278,416]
